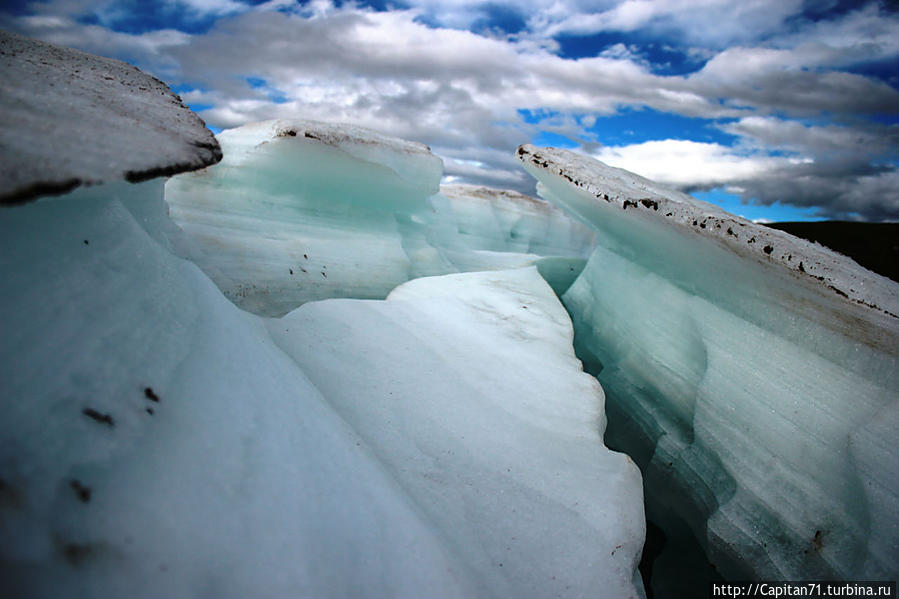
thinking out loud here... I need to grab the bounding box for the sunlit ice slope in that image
[269,267,646,599]
[165,120,595,316]
[0,179,475,598]
[517,144,899,594]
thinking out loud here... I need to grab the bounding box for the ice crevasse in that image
[0,32,645,599]
[517,145,899,593]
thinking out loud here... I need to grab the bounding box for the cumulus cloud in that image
[4,13,190,78]
[721,117,899,158]
[173,0,248,17]
[593,134,898,220]
[529,0,809,48]
[772,3,899,67]
[731,168,899,222]
[593,139,786,189]
[689,48,899,116]
[2,0,897,218]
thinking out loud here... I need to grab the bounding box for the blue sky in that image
[2,0,898,221]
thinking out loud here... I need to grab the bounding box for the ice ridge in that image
[517,144,899,326]
[517,143,899,593]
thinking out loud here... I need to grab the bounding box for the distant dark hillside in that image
[766,221,899,283]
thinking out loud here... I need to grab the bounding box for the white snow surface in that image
[0,31,221,204]
[0,180,643,598]
[517,144,899,588]
[165,125,594,316]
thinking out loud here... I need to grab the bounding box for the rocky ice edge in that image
[517,144,899,321]
[0,31,221,204]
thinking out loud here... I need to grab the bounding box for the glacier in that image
[4,28,898,599]
[164,119,595,316]
[0,180,645,598]
[0,180,475,598]
[517,145,899,596]
[0,33,645,599]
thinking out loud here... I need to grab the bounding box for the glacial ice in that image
[270,267,645,599]
[0,177,645,598]
[0,180,474,598]
[0,35,644,594]
[517,145,899,593]
[6,28,898,598]
[164,120,595,316]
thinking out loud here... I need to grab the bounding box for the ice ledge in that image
[517,144,899,322]
[0,31,221,204]
[215,119,442,194]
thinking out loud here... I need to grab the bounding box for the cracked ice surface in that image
[164,120,594,316]
[0,178,643,598]
[517,145,899,591]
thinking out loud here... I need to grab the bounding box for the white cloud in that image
[590,137,899,220]
[721,116,898,158]
[442,157,529,187]
[10,14,190,78]
[533,0,806,47]
[772,4,899,66]
[592,139,784,189]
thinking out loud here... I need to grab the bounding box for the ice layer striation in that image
[517,144,899,593]
[0,180,644,598]
[165,120,595,316]
[0,35,643,599]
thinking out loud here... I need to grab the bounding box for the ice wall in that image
[432,183,595,269]
[164,119,443,316]
[0,180,474,598]
[0,181,644,598]
[517,145,899,593]
[165,122,594,316]
[1,34,643,598]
